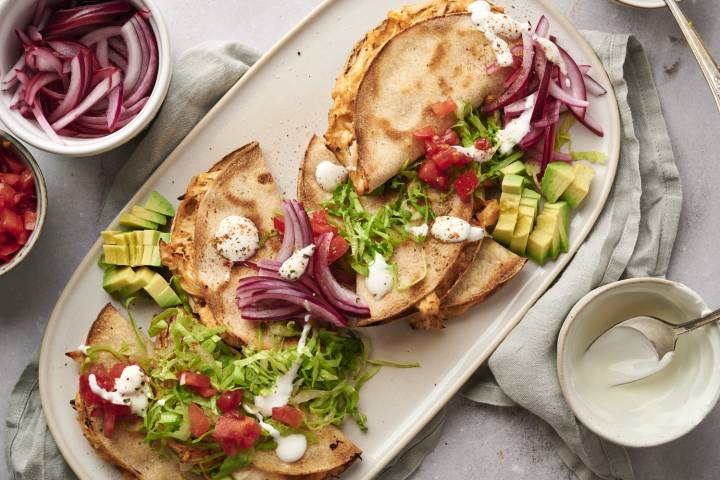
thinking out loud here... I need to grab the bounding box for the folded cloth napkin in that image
[7,32,680,480]
[5,41,259,480]
[379,32,681,480]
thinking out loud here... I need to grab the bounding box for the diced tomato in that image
[453,170,479,201]
[0,241,20,257]
[3,156,24,174]
[178,371,217,397]
[273,216,285,234]
[440,128,460,146]
[188,403,211,438]
[418,160,448,190]
[412,126,436,140]
[78,363,135,438]
[0,173,20,187]
[102,407,117,437]
[474,138,492,151]
[22,210,36,231]
[0,183,16,208]
[213,411,262,456]
[15,230,29,245]
[217,389,244,413]
[0,208,23,236]
[309,210,338,236]
[430,97,457,119]
[430,148,456,171]
[18,169,34,191]
[328,234,349,264]
[272,405,304,428]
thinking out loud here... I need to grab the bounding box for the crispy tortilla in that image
[327,7,505,193]
[68,304,360,479]
[298,135,473,324]
[162,142,290,348]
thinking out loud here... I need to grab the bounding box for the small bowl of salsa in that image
[0,130,46,276]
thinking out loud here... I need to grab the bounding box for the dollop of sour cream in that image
[315,160,349,192]
[279,244,315,280]
[214,216,259,262]
[244,405,308,464]
[468,0,531,67]
[88,364,150,417]
[405,223,429,238]
[534,36,567,75]
[430,216,486,243]
[497,93,536,154]
[451,144,496,163]
[255,323,312,416]
[366,252,393,300]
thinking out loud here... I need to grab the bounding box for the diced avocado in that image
[509,215,534,255]
[125,231,138,265]
[145,191,175,217]
[522,188,541,200]
[561,163,595,208]
[544,202,570,252]
[112,232,128,245]
[527,229,553,264]
[501,161,526,176]
[518,204,536,218]
[541,162,575,203]
[501,174,525,195]
[144,273,181,307]
[150,245,162,266]
[536,212,561,259]
[101,230,121,244]
[119,213,159,230]
[103,245,130,265]
[493,192,521,244]
[117,267,156,297]
[143,230,161,245]
[102,266,135,292]
[132,205,167,226]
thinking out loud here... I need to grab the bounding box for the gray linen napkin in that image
[5,41,258,480]
[7,33,680,480]
[378,33,681,480]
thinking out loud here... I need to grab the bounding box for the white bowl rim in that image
[0,0,172,157]
[557,277,720,448]
[609,0,665,9]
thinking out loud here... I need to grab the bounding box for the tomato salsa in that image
[0,140,37,264]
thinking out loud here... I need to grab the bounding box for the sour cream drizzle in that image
[243,405,308,464]
[214,216,259,262]
[366,252,393,300]
[88,364,150,417]
[468,1,531,67]
[431,216,486,243]
[254,322,312,416]
[279,244,315,280]
[405,223,429,238]
[534,36,567,75]
[451,144,495,163]
[315,160,349,192]
[497,93,536,154]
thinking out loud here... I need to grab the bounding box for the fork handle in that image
[674,308,720,335]
[664,0,720,112]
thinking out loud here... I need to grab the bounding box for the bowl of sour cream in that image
[557,278,720,447]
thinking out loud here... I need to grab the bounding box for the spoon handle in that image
[664,0,720,112]
[674,308,720,335]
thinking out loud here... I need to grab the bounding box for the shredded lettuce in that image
[453,102,501,148]
[555,113,606,164]
[322,165,435,276]
[571,151,607,164]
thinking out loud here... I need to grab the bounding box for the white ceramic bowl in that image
[0,0,171,157]
[557,278,720,447]
[609,0,664,9]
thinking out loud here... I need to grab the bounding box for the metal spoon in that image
[613,0,720,111]
[605,307,720,364]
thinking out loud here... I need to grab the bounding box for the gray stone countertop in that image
[1,0,718,479]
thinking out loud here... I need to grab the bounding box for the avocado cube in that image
[501,174,525,195]
[518,204,536,219]
[119,213,159,230]
[112,232,128,245]
[144,273,168,297]
[154,286,182,308]
[132,205,168,226]
[145,191,175,217]
[536,213,561,259]
[117,267,156,296]
[544,202,570,252]
[140,246,154,266]
[521,188,541,200]
[142,230,161,245]
[541,162,575,203]
[527,229,553,265]
[150,245,162,266]
[103,245,130,265]
[102,267,135,293]
[561,163,595,208]
[509,215,534,256]
[143,273,181,307]
[500,161,526,176]
[493,192,522,245]
[101,230,121,245]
